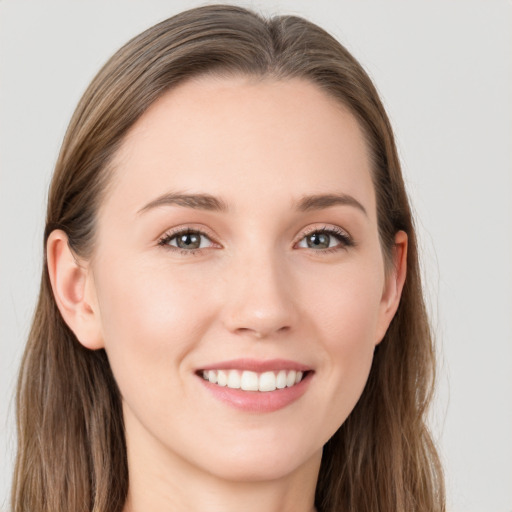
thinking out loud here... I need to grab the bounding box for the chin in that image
[193,439,321,483]
[204,459,310,483]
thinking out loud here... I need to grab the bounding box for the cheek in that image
[303,258,384,348]
[93,257,215,391]
[300,261,384,418]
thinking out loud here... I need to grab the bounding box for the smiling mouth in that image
[198,369,309,392]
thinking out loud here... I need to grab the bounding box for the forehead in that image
[104,75,376,219]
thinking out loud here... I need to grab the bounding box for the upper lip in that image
[198,358,312,373]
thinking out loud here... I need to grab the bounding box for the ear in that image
[375,230,408,344]
[46,229,104,350]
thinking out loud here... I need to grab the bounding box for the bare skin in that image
[47,75,407,512]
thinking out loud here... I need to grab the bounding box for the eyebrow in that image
[297,193,368,216]
[137,191,367,216]
[138,192,229,214]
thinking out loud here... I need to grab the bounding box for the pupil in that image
[178,232,200,249]
[308,233,329,249]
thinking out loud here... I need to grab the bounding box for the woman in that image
[11,4,444,512]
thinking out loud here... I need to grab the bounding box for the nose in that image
[220,250,299,339]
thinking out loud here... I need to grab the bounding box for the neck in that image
[122,412,321,512]
[123,468,319,512]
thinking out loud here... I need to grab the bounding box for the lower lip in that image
[197,372,313,413]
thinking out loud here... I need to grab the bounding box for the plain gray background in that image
[1,1,511,511]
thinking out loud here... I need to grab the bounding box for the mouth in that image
[198,368,310,392]
[195,358,314,412]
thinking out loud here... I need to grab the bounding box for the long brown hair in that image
[12,5,444,511]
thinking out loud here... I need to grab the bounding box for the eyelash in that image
[157,227,218,256]
[297,225,355,254]
[157,225,354,256]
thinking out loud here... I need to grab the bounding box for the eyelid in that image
[157,225,222,250]
[156,223,354,254]
[293,224,354,250]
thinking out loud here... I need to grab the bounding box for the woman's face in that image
[86,76,403,482]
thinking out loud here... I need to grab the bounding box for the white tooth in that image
[259,371,277,392]
[227,370,241,389]
[276,370,287,389]
[217,370,228,387]
[208,370,218,384]
[202,370,208,380]
[286,370,297,387]
[295,371,303,384]
[240,371,259,391]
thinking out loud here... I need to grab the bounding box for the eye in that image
[158,229,215,252]
[296,227,353,251]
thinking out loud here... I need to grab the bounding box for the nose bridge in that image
[221,243,298,338]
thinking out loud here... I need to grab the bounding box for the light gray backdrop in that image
[1,1,511,511]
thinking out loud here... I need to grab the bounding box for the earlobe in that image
[376,230,408,344]
[46,229,104,350]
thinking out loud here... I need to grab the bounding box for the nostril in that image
[234,324,291,339]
